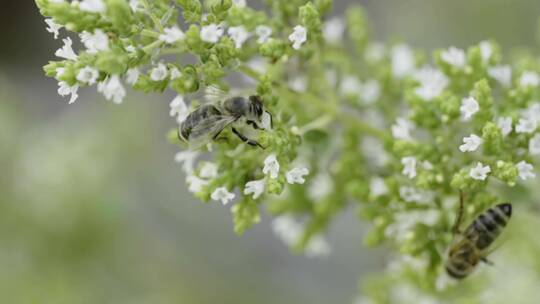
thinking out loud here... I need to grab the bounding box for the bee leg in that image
[232,127,265,149]
[481,257,495,266]
[266,111,274,129]
[452,190,465,234]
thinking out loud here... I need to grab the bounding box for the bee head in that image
[248,95,264,118]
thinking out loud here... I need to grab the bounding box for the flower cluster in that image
[37,0,540,302]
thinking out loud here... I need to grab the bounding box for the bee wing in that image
[204,85,230,104]
[186,115,237,150]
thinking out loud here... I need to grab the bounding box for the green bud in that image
[493,160,518,186]
[299,2,321,34]
[105,0,133,34]
[267,177,285,194]
[170,65,200,94]
[232,198,261,235]
[346,6,368,53]
[481,122,503,155]
[177,0,202,22]
[259,38,286,60]
[94,50,129,75]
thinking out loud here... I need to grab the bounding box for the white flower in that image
[289,76,307,92]
[365,42,385,62]
[401,156,417,179]
[260,111,272,130]
[516,161,536,180]
[339,76,361,95]
[76,66,99,85]
[80,29,109,53]
[391,118,414,140]
[308,173,333,200]
[413,66,449,100]
[125,45,137,53]
[399,186,434,204]
[361,137,389,167]
[459,134,483,152]
[159,26,185,44]
[199,162,218,179]
[263,154,280,179]
[186,175,208,193]
[170,67,182,80]
[57,81,79,104]
[516,117,537,134]
[169,95,189,124]
[272,215,302,246]
[391,44,415,78]
[129,0,140,12]
[255,25,272,44]
[469,162,491,180]
[228,26,250,49]
[479,41,492,63]
[55,37,78,60]
[97,75,126,104]
[460,96,479,120]
[497,117,513,136]
[322,17,345,44]
[487,65,512,88]
[524,102,540,122]
[45,18,62,39]
[150,63,168,81]
[79,0,106,13]
[529,134,540,155]
[360,80,381,104]
[55,67,65,77]
[305,235,331,257]
[370,177,388,197]
[211,187,235,205]
[200,23,224,43]
[125,68,140,85]
[232,0,246,7]
[174,150,199,174]
[520,71,540,87]
[288,25,307,50]
[441,47,466,68]
[244,179,265,199]
[286,167,309,184]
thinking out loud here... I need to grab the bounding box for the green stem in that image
[140,0,164,32]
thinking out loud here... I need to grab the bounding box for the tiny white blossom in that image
[260,111,272,130]
[529,134,540,155]
[365,42,385,62]
[97,75,126,104]
[339,76,361,95]
[232,0,246,7]
[159,26,185,44]
[401,156,417,179]
[487,65,512,87]
[45,18,62,39]
[76,66,99,85]
[497,117,513,137]
[370,177,388,197]
[125,45,137,53]
[125,68,140,85]
[263,154,280,179]
[479,41,492,63]
[305,235,331,257]
[57,81,79,104]
[55,37,78,60]
[255,25,272,44]
[413,66,449,100]
[186,175,208,193]
[470,162,491,181]
[308,173,333,200]
[399,186,434,204]
[200,23,224,43]
[459,134,483,152]
[391,118,414,140]
[80,29,109,53]
[520,71,540,87]
[272,215,302,246]
[288,25,307,50]
[523,102,540,123]
[55,67,65,78]
[286,167,309,184]
[460,96,480,120]
[289,76,307,92]
[516,117,537,134]
[391,44,415,78]
[228,26,250,49]
[322,17,345,44]
[360,80,381,104]
[199,162,218,179]
[244,179,265,199]
[169,95,189,124]
[129,0,140,12]
[441,47,466,68]
[174,150,199,174]
[211,187,235,205]
[170,67,182,79]
[150,63,168,81]
[516,161,535,180]
[79,0,106,13]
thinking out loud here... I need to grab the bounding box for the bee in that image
[178,93,272,150]
[445,192,512,279]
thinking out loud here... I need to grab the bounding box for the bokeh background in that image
[2,1,540,303]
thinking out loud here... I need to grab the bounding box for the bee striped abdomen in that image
[179,105,222,141]
[466,203,511,250]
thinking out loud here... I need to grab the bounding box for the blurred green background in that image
[1,1,540,303]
